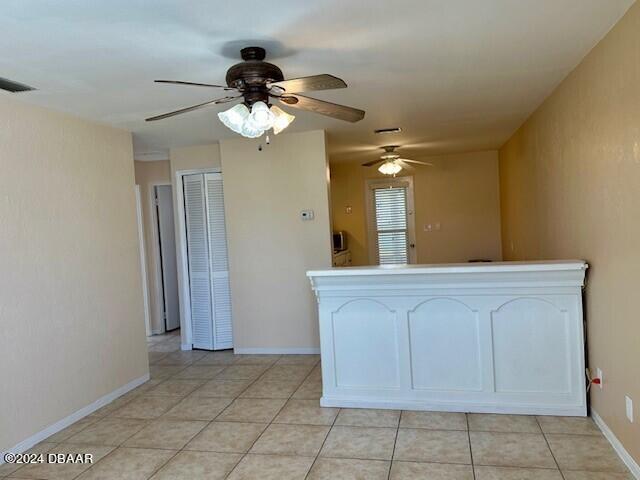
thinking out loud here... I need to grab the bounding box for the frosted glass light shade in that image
[218,104,250,134]
[378,161,402,175]
[240,122,264,138]
[248,101,274,130]
[270,105,295,134]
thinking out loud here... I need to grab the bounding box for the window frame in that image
[365,176,417,265]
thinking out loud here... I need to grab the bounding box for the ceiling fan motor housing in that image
[226,47,284,106]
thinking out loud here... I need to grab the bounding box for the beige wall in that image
[0,95,148,451]
[170,144,222,174]
[499,2,640,462]
[220,130,332,351]
[330,151,502,265]
[134,160,171,334]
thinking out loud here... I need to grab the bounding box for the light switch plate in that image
[626,396,634,422]
[597,368,603,389]
[301,209,314,221]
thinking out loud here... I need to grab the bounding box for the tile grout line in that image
[302,388,340,480]
[467,413,477,480]
[536,416,566,480]
[385,411,402,480]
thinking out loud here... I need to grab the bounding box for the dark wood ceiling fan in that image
[362,146,434,175]
[146,46,365,123]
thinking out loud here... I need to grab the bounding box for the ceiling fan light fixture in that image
[270,105,295,134]
[378,161,402,176]
[218,103,250,134]
[218,102,295,138]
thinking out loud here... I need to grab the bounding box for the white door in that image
[183,173,233,350]
[155,185,180,331]
[366,177,416,265]
[204,173,233,349]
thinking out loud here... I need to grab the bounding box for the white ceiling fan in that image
[362,146,433,176]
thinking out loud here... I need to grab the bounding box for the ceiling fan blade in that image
[399,158,434,167]
[145,96,239,122]
[278,94,365,123]
[154,80,234,90]
[269,74,347,93]
[397,160,414,171]
[362,159,384,167]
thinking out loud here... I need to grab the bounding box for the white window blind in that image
[374,186,409,265]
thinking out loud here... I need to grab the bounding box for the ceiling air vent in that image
[374,127,402,134]
[0,77,35,93]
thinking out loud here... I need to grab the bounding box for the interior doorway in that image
[153,184,180,332]
[365,176,416,265]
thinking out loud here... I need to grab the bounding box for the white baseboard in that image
[1,373,150,462]
[234,347,320,355]
[592,410,640,479]
[181,344,192,351]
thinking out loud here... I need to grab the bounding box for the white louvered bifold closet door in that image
[204,173,233,349]
[183,173,233,350]
[183,175,214,349]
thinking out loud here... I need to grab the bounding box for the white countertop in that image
[307,260,588,277]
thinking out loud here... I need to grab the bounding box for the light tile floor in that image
[1,331,633,480]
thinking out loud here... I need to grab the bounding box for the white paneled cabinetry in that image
[307,261,588,415]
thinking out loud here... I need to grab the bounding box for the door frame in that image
[135,185,152,337]
[149,181,173,335]
[365,176,417,265]
[174,168,221,350]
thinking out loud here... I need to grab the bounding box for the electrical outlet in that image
[596,368,603,389]
[626,396,634,423]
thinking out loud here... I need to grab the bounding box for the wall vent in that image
[374,127,402,134]
[0,77,36,93]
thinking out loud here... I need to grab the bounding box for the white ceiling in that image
[0,0,633,163]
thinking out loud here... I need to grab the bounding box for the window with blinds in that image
[373,186,409,264]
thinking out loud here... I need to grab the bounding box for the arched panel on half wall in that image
[409,298,481,392]
[491,298,570,394]
[331,299,400,389]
